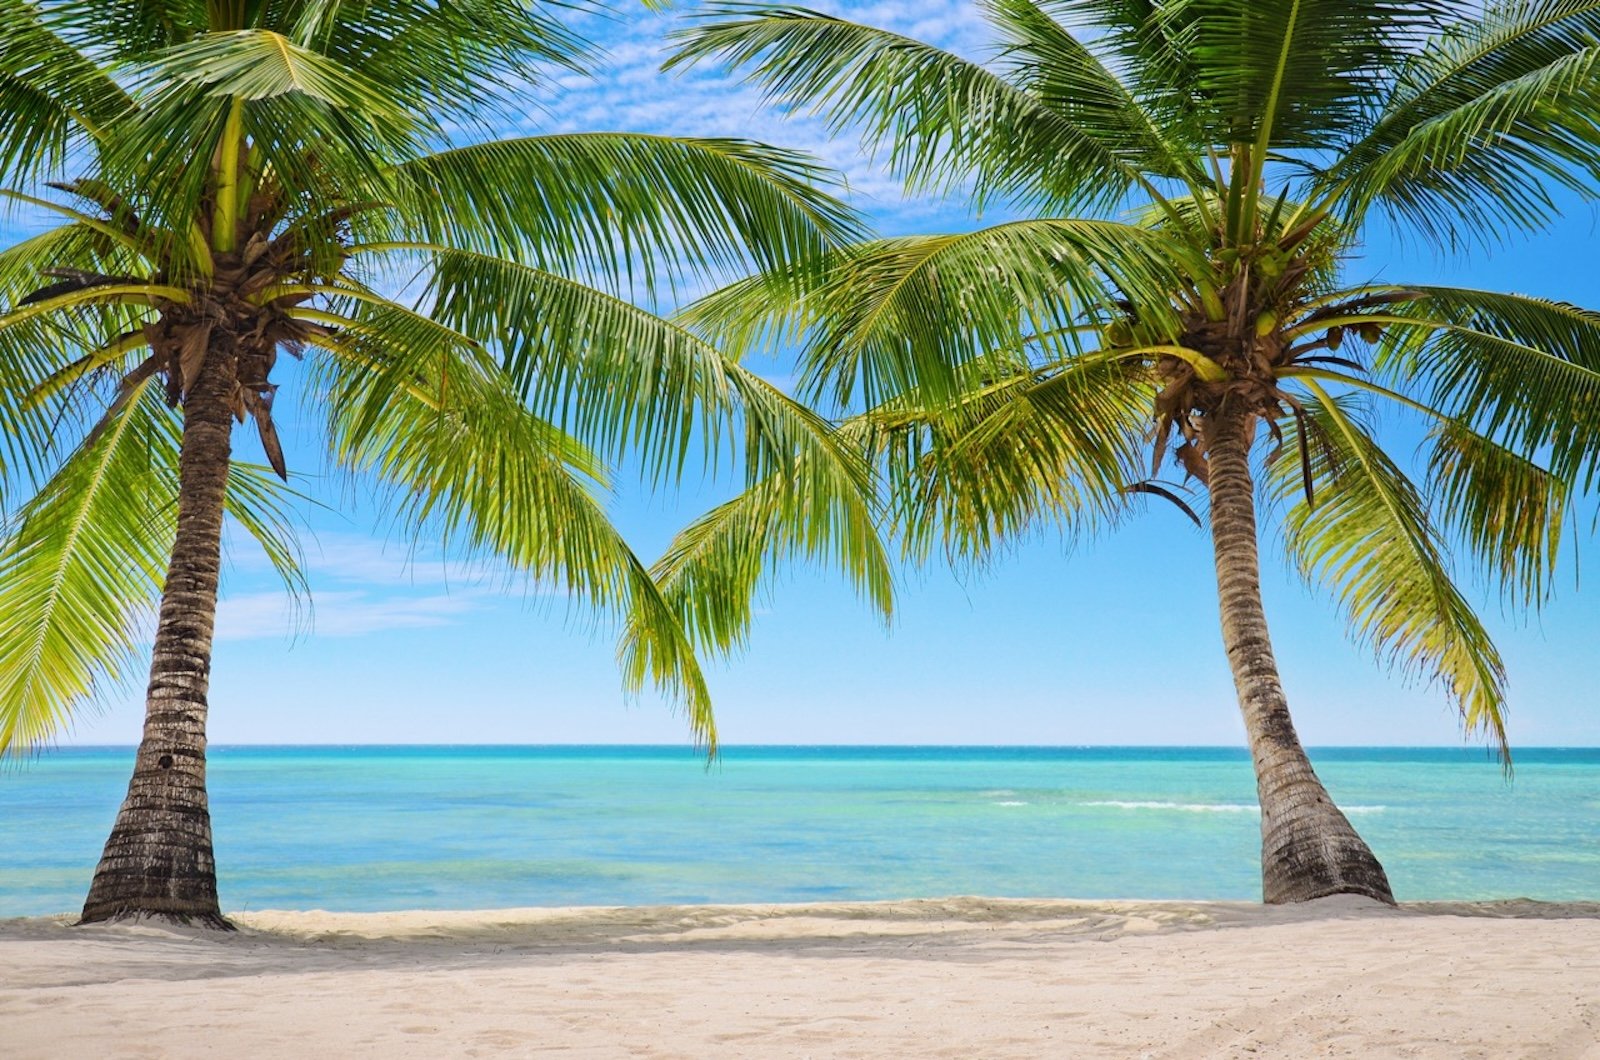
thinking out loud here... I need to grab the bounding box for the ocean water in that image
[2,745,1596,916]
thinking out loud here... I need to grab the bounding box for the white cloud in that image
[226,527,513,587]
[215,588,487,641]
[303,532,510,588]
[542,2,999,231]
[217,531,526,641]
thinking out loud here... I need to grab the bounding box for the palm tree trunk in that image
[80,338,238,928]
[1204,401,1394,905]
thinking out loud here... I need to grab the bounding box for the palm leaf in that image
[0,378,171,753]
[669,3,1146,212]
[293,0,596,125]
[1328,1,1600,243]
[134,28,422,116]
[383,246,875,493]
[688,220,1191,411]
[388,133,863,291]
[1426,419,1567,608]
[314,335,719,746]
[988,0,1208,187]
[0,1,130,181]
[858,353,1153,563]
[1374,286,1600,488]
[225,460,310,614]
[1178,0,1445,149]
[1273,385,1509,757]
[0,374,312,754]
[632,440,893,659]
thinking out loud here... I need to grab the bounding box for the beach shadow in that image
[7,895,1599,989]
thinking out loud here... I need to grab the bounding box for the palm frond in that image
[1426,419,1567,608]
[1274,385,1509,757]
[388,133,863,292]
[1179,0,1446,149]
[1052,0,1209,135]
[0,277,160,497]
[279,0,597,126]
[0,216,148,302]
[0,1,130,181]
[857,352,1152,563]
[225,460,309,609]
[385,246,867,491]
[1278,356,1573,612]
[31,0,206,55]
[313,336,719,746]
[1374,286,1600,488]
[319,246,893,724]
[1329,1,1600,243]
[106,50,419,236]
[686,220,1191,412]
[0,378,172,753]
[669,3,1145,212]
[134,28,422,117]
[988,0,1208,187]
[633,438,893,659]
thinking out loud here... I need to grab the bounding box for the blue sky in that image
[20,2,1600,748]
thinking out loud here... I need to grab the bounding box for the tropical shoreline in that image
[5,895,1598,1058]
[11,745,1597,916]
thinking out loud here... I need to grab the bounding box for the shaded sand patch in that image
[3,896,1598,1058]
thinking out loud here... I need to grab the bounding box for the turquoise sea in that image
[2,746,1597,916]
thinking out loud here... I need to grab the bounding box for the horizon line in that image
[36,741,1596,751]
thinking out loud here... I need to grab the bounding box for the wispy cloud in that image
[543,2,998,231]
[303,532,511,588]
[216,588,486,641]
[218,530,524,641]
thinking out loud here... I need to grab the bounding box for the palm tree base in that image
[1261,801,1395,906]
[79,763,232,930]
[81,853,233,929]
[78,906,235,930]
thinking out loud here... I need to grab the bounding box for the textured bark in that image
[80,335,238,928]
[1204,402,1395,905]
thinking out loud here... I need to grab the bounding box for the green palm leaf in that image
[135,29,421,116]
[1375,286,1600,487]
[314,330,720,745]
[0,363,169,754]
[690,220,1191,411]
[636,453,892,660]
[296,0,596,123]
[1274,386,1508,755]
[1328,1,1600,242]
[1179,0,1446,148]
[669,4,1145,212]
[0,378,304,753]
[320,246,894,682]
[1426,419,1567,608]
[389,134,863,291]
[0,1,129,181]
[857,354,1153,563]
[989,0,1208,187]
[380,246,870,489]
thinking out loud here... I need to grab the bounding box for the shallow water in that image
[2,745,1595,915]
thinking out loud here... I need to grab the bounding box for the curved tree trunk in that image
[1204,402,1394,905]
[80,338,238,928]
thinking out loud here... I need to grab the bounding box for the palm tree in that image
[0,0,890,927]
[672,0,1600,903]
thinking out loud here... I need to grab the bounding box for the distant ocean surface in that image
[3,746,1597,916]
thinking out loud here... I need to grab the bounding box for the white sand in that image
[3,896,1599,1058]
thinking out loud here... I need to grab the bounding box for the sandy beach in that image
[2,895,1597,1058]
